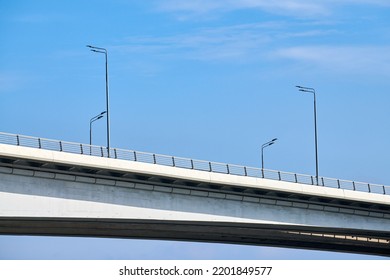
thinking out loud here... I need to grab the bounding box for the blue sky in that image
[1,0,389,259]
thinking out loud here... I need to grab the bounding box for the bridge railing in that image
[0,132,389,195]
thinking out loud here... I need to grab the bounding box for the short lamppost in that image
[87,45,110,157]
[296,85,319,185]
[261,138,278,177]
[89,111,106,154]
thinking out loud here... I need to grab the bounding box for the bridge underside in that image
[0,217,389,256]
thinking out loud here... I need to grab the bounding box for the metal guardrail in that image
[0,132,389,195]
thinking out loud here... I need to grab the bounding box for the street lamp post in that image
[89,111,107,146]
[87,45,110,157]
[261,138,278,177]
[296,85,319,185]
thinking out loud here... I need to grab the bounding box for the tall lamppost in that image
[87,45,110,157]
[90,111,107,146]
[261,138,278,177]
[296,85,319,185]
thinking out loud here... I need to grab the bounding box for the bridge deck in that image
[1,134,390,256]
[1,141,390,214]
[0,132,389,197]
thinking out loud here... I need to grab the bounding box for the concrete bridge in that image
[0,132,389,256]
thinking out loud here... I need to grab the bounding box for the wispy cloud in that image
[116,25,265,61]
[115,27,390,77]
[115,22,330,63]
[0,72,30,93]
[155,0,390,19]
[274,45,390,74]
[116,2,390,75]
[156,0,329,18]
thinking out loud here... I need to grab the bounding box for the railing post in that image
[16,135,20,146]
[226,164,230,174]
[153,154,156,164]
[133,151,137,161]
[337,179,340,189]
[244,166,247,176]
[352,181,356,191]
[311,176,314,185]
[278,171,281,181]
[383,186,386,195]
[294,173,298,183]
[100,147,104,157]
[80,144,83,154]
[321,177,324,186]
[38,138,41,149]
[368,184,371,193]
[114,149,117,159]
[59,141,63,152]
[209,162,212,172]
[172,157,175,167]
[190,159,194,169]
[261,169,264,179]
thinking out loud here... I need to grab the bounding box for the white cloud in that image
[274,46,390,74]
[115,21,334,63]
[0,72,28,93]
[116,23,276,62]
[115,31,390,76]
[114,4,390,76]
[155,0,390,19]
[156,0,329,18]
